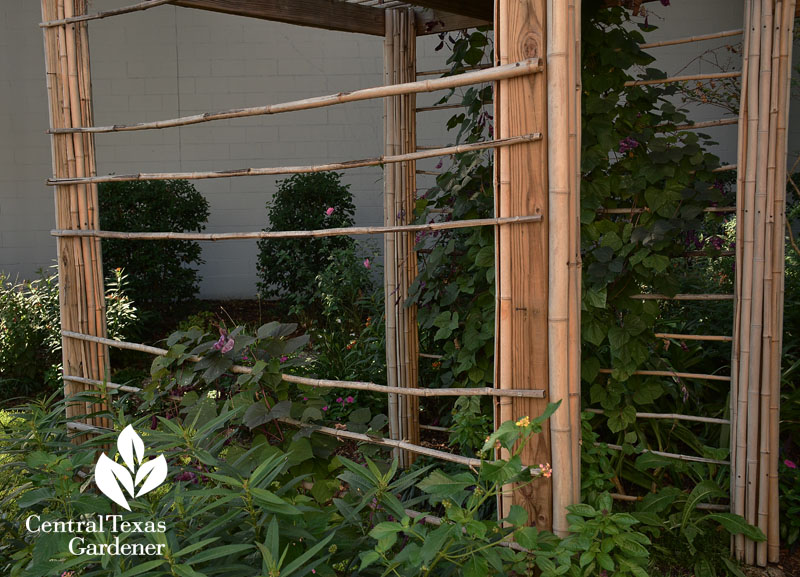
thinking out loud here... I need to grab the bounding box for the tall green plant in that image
[99,179,210,307]
[256,172,357,315]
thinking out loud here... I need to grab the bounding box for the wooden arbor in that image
[38,0,795,558]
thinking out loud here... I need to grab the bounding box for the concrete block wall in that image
[1,0,797,299]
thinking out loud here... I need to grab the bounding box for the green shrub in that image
[256,172,357,313]
[0,268,137,400]
[98,180,210,307]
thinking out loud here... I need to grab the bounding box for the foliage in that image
[256,173,358,315]
[0,268,137,400]
[778,458,800,547]
[99,180,210,307]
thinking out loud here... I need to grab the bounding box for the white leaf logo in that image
[95,425,168,510]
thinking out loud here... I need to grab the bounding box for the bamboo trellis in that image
[37,0,795,558]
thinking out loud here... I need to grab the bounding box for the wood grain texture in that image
[496,0,552,530]
[174,0,386,35]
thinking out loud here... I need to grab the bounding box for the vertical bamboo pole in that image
[756,2,781,565]
[567,0,582,505]
[743,1,773,565]
[384,12,400,463]
[41,0,108,432]
[547,0,573,538]
[768,0,795,562]
[733,0,760,560]
[496,0,553,528]
[403,9,420,458]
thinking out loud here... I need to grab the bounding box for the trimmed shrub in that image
[98,180,210,307]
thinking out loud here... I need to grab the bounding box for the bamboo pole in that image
[598,206,738,214]
[415,104,467,112]
[585,408,730,425]
[600,443,730,466]
[51,215,543,241]
[610,493,730,511]
[639,28,744,49]
[384,12,400,464]
[654,333,734,342]
[597,368,731,381]
[673,118,739,131]
[47,134,542,185]
[41,0,108,434]
[52,60,543,135]
[416,63,492,77]
[768,0,796,562]
[40,0,174,27]
[629,293,735,301]
[567,0,582,506]
[547,0,573,538]
[734,0,760,561]
[61,367,547,400]
[624,71,742,87]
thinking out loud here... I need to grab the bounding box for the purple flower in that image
[325,207,335,216]
[322,406,328,412]
[619,137,640,154]
[786,459,797,469]
[336,397,343,404]
[212,329,234,354]
[363,258,371,269]
[346,396,355,404]
[280,355,288,363]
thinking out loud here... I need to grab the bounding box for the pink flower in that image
[363,258,371,269]
[785,459,797,469]
[336,397,343,404]
[322,406,328,412]
[346,396,354,403]
[302,396,308,401]
[280,355,288,363]
[325,207,335,216]
[212,329,235,354]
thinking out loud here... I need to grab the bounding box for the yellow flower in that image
[515,416,530,428]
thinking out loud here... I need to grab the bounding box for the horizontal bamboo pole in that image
[683,250,735,258]
[585,407,730,425]
[419,424,449,432]
[40,0,173,27]
[598,206,737,215]
[600,443,731,466]
[416,170,442,176]
[61,331,546,399]
[48,134,541,186]
[67,421,108,433]
[51,59,543,135]
[51,215,542,242]
[610,493,729,511]
[416,104,468,112]
[416,63,492,77]
[640,29,744,50]
[279,418,544,477]
[654,333,734,342]
[674,118,739,131]
[625,71,742,87]
[65,375,142,393]
[597,368,731,382]
[419,353,444,359]
[713,164,738,172]
[630,293,734,301]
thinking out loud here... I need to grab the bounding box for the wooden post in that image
[496,0,553,529]
[41,0,109,431]
[384,8,420,466]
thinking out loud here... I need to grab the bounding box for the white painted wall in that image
[1,1,797,298]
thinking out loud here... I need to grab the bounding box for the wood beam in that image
[173,0,386,36]
[414,8,490,35]
[408,0,491,21]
